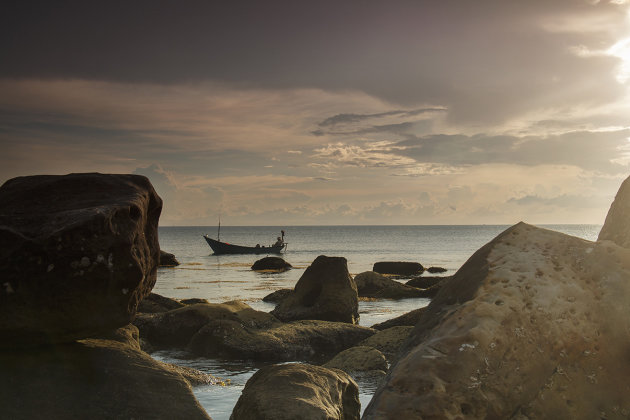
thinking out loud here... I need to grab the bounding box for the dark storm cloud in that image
[2,0,627,124]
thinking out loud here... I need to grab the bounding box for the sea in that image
[151,224,601,419]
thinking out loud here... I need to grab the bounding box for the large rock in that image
[0,173,162,347]
[372,261,423,276]
[262,288,293,303]
[599,175,630,247]
[135,301,279,348]
[358,326,414,361]
[354,271,433,299]
[364,222,630,419]
[189,319,375,362]
[0,327,210,420]
[231,363,360,420]
[271,255,359,324]
[138,292,186,313]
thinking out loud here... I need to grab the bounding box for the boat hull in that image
[203,235,286,255]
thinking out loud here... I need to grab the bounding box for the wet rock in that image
[323,346,388,375]
[159,250,180,266]
[181,298,210,305]
[372,261,423,276]
[138,292,185,313]
[354,271,432,299]
[262,288,293,303]
[404,275,447,289]
[251,256,292,272]
[426,266,447,273]
[231,363,360,420]
[358,326,413,361]
[0,173,162,347]
[189,319,375,362]
[370,307,427,331]
[135,301,279,348]
[271,255,359,324]
[364,221,630,419]
[0,327,210,420]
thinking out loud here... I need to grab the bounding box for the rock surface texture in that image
[231,363,360,420]
[0,173,162,347]
[364,220,630,419]
[271,255,359,324]
[323,346,388,375]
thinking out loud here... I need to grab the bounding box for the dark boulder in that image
[404,275,447,289]
[181,298,210,305]
[354,271,433,299]
[231,363,360,420]
[0,173,162,347]
[426,266,447,273]
[372,261,423,276]
[138,292,185,313]
[271,256,359,324]
[159,250,180,266]
[0,326,210,420]
[251,256,292,271]
[370,307,427,330]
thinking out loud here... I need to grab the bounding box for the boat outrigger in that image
[203,229,287,255]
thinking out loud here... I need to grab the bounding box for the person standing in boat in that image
[274,230,285,247]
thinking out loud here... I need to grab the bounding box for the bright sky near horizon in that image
[2,0,630,226]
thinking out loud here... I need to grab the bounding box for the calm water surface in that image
[152,224,600,419]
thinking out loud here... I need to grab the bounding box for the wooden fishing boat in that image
[203,235,287,255]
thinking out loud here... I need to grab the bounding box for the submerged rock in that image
[354,271,432,299]
[372,261,424,276]
[251,256,292,271]
[271,255,359,324]
[159,250,180,266]
[189,319,375,362]
[426,266,447,273]
[364,221,630,419]
[0,173,162,347]
[231,363,360,420]
[0,326,210,420]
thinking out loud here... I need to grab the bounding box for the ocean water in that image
[152,224,601,419]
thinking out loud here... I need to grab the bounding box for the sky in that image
[2,0,630,226]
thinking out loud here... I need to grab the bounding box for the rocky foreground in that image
[2,172,630,419]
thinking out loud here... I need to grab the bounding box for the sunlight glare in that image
[608,37,630,83]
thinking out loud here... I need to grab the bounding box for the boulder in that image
[189,319,375,362]
[370,307,427,330]
[372,261,423,276]
[181,298,210,305]
[0,327,210,420]
[138,292,185,313]
[251,256,292,271]
[426,266,447,273]
[271,255,359,324]
[354,271,433,299]
[0,173,162,347]
[323,346,388,375]
[135,301,279,348]
[231,363,360,420]
[598,175,630,248]
[262,288,293,303]
[159,250,180,266]
[358,326,413,361]
[364,222,630,419]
